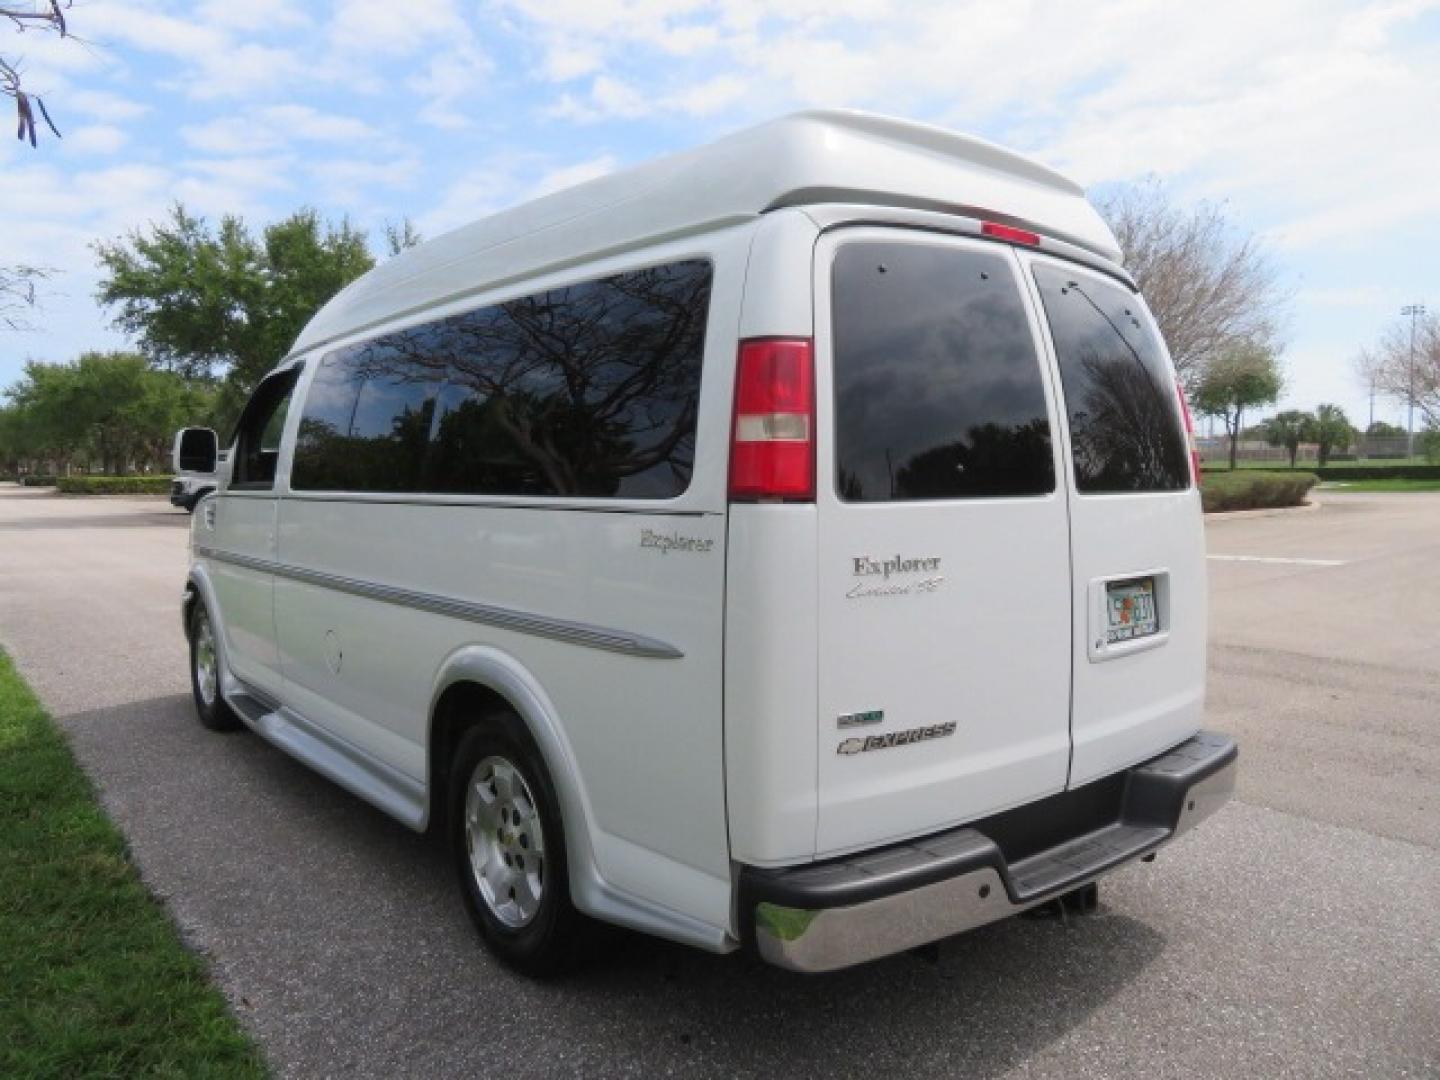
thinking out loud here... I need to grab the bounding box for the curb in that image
[1204,497,1321,521]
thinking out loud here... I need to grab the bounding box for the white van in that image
[176,110,1235,976]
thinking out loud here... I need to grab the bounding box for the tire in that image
[449,716,586,976]
[188,602,241,732]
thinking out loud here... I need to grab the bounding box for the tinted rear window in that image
[1032,265,1189,493]
[290,259,711,498]
[831,242,1054,501]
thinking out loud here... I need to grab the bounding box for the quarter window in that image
[1032,265,1189,493]
[831,242,1055,501]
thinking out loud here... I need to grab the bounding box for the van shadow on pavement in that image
[55,691,1164,1080]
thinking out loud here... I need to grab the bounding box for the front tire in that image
[188,602,241,731]
[449,717,586,976]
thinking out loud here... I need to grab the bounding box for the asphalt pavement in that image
[0,484,1436,1079]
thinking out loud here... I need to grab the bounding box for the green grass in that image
[0,651,266,1079]
[1319,478,1440,492]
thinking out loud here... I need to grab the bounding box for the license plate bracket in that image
[1105,577,1158,644]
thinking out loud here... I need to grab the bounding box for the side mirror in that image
[173,427,219,474]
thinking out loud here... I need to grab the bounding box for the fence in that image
[1196,434,1423,464]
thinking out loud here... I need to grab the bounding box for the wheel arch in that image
[423,646,734,952]
[425,646,599,871]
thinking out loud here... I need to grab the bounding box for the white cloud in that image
[182,107,381,154]
[196,0,312,33]
[61,124,130,156]
[530,154,619,198]
[64,89,149,123]
[407,44,493,129]
[328,0,471,57]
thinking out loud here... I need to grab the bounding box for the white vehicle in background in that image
[170,429,217,512]
[174,110,1235,976]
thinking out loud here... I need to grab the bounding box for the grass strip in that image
[1318,479,1440,492]
[0,650,266,1079]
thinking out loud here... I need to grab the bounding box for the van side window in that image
[230,368,300,491]
[290,333,446,492]
[831,242,1055,501]
[1031,266,1189,493]
[290,260,711,499]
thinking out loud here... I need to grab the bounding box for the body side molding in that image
[194,545,684,660]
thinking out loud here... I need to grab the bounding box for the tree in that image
[1355,308,1440,431]
[384,219,423,256]
[4,353,214,474]
[1261,409,1314,468]
[94,204,374,422]
[0,263,52,330]
[1095,178,1289,387]
[1192,343,1283,468]
[2,2,67,147]
[1304,403,1354,467]
[1366,420,1406,437]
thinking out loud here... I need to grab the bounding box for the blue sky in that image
[3,0,1439,431]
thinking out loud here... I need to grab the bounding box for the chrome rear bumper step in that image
[740,730,1237,972]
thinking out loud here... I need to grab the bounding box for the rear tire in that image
[188,602,241,732]
[449,716,586,976]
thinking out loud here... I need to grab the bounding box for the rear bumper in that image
[740,730,1236,973]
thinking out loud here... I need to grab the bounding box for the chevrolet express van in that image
[175,110,1236,975]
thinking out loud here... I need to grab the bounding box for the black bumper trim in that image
[740,730,1237,916]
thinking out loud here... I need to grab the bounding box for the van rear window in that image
[831,242,1055,502]
[1031,265,1189,493]
[291,260,711,499]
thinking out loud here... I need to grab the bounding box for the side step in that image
[227,687,427,831]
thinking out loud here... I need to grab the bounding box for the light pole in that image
[1402,303,1426,459]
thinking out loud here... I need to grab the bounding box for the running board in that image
[227,687,427,831]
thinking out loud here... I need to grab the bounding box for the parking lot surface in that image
[1,484,1436,1078]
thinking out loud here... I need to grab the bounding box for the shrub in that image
[1201,470,1318,513]
[55,475,173,495]
[19,475,58,487]
[1421,431,1440,466]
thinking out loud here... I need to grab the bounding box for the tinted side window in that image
[291,260,709,497]
[290,330,447,492]
[291,350,361,490]
[832,242,1054,501]
[1032,265,1189,493]
[427,260,710,499]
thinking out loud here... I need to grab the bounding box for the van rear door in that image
[811,229,1073,856]
[1023,255,1206,787]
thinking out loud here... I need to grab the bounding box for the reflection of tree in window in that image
[831,243,1055,502]
[894,420,1053,499]
[289,260,710,497]
[1033,268,1188,493]
[431,261,710,498]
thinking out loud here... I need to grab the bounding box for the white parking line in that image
[1207,554,1348,567]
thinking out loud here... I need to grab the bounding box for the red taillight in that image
[729,337,815,502]
[1177,384,1201,486]
[981,221,1041,247]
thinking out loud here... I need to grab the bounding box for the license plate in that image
[1105,577,1157,643]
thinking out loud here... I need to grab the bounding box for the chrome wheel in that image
[464,755,546,928]
[193,610,218,707]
